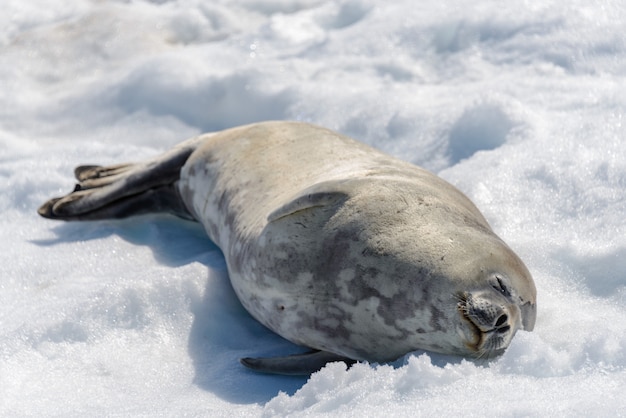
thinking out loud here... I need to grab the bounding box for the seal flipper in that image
[38,137,203,221]
[240,350,356,375]
[267,180,352,223]
[74,163,135,183]
[38,184,192,221]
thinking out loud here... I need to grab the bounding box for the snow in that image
[1,0,625,416]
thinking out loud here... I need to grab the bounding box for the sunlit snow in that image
[1,0,625,416]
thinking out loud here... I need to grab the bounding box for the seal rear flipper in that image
[240,350,356,375]
[72,164,137,190]
[38,184,193,221]
[38,137,203,221]
[74,163,135,183]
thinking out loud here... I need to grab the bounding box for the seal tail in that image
[38,137,202,221]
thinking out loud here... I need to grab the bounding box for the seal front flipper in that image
[240,350,356,375]
[38,136,204,221]
[267,180,353,223]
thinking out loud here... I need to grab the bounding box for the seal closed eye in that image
[38,121,537,375]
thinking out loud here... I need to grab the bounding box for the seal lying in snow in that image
[38,121,537,375]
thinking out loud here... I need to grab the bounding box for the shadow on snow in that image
[33,215,308,404]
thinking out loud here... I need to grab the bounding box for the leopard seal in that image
[38,121,537,375]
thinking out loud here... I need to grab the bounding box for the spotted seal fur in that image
[38,121,537,375]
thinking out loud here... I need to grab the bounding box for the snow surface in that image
[1,0,625,416]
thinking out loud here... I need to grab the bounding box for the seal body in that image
[39,121,537,373]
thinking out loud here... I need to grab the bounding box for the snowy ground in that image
[2,0,625,416]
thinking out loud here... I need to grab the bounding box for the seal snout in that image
[460,294,508,331]
[458,292,516,356]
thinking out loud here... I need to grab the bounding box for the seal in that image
[38,121,537,375]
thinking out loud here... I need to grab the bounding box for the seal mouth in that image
[457,297,482,351]
[457,293,512,358]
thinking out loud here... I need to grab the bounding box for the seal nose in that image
[463,297,511,334]
[494,313,510,334]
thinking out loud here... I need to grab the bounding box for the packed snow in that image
[1,0,625,416]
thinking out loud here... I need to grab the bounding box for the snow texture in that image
[1,0,625,416]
